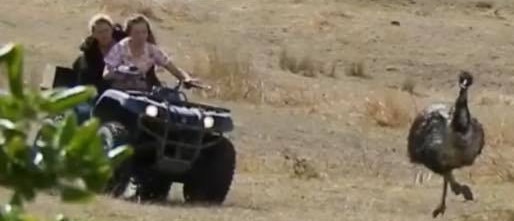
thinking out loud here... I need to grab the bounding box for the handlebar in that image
[175,80,212,91]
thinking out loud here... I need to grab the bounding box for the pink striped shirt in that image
[104,37,171,75]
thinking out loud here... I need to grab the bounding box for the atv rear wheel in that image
[98,121,131,197]
[183,136,236,205]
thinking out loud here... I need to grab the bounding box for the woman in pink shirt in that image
[103,14,199,91]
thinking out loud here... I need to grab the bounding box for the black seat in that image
[52,66,78,88]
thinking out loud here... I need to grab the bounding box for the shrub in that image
[0,43,131,220]
[364,90,412,128]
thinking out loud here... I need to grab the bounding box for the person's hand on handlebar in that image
[183,74,211,90]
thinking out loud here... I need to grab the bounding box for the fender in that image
[93,89,234,133]
[92,89,158,124]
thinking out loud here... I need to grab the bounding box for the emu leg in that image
[433,176,449,218]
[447,173,474,201]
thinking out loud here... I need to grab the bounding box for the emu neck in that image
[451,88,471,133]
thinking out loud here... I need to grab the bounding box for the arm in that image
[163,60,193,81]
[151,44,194,82]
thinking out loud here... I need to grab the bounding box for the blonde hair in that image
[88,13,114,33]
[124,14,156,44]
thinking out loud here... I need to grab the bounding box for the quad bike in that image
[34,66,236,205]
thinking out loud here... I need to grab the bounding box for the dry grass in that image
[458,209,514,221]
[265,87,317,107]
[236,153,286,174]
[158,0,211,23]
[364,89,413,128]
[488,151,514,182]
[476,91,514,106]
[5,0,514,220]
[475,108,514,182]
[346,61,369,79]
[236,147,326,180]
[98,0,210,24]
[278,46,338,78]
[190,44,264,103]
[280,148,322,180]
[481,109,514,149]
[296,55,317,78]
[99,0,163,21]
[325,60,338,78]
[475,1,494,9]
[401,76,416,94]
[279,46,316,77]
[183,41,320,107]
[478,95,500,106]
[279,47,297,73]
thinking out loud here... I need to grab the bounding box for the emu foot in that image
[432,204,446,218]
[450,183,474,201]
[450,183,461,195]
[460,185,474,201]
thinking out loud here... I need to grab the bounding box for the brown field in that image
[1,0,514,220]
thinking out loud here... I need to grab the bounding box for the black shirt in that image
[72,24,126,94]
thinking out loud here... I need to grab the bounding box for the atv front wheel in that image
[132,168,172,203]
[183,136,236,205]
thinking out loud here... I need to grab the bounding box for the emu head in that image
[459,71,473,89]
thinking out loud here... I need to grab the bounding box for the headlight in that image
[203,116,215,128]
[145,105,159,117]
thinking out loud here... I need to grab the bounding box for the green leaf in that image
[39,86,96,114]
[9,193,23,208]
[56,113,77,147]
[0,119,25,140]
[0,119,16,130]
[65,118,100,154]
[108,145,132,167]
[5,136,25,161]
[0,43,120,220]
[62,118,103,179]
[59,184,93,203]
[55,214,70,221]
[0,43,24,98]
[83,165,111,192]
[0,204,38,221]
[15,186,35,206]
[35,120,58,149]
[0,43,16,60]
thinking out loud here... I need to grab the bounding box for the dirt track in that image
[1,0,514,220]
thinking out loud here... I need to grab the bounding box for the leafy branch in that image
[0,43,131,220]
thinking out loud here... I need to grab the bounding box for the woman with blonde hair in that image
[67,13,130,124]
[72,13,126,94]
[103,14,199,91]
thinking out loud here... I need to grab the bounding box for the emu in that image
[407,71,485,218]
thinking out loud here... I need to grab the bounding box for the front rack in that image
[136,115,222,167]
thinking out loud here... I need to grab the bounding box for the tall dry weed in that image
[190,43,265,103]
[401,76,416,94]
[278,46,337,78]
[183,40,319,107]
[476,109,514,183]
[346,61,369,79]
[364,89,413,128]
